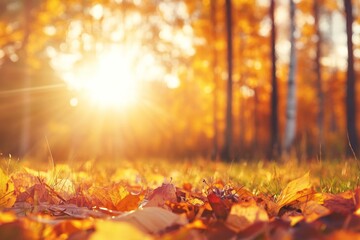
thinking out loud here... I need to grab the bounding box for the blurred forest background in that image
[0,0,359,162]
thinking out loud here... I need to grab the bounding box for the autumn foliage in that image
[0,160,360,239]
[0,1,359,238]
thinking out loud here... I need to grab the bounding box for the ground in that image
[0,157,359,239]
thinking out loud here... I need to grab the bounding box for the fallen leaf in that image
[326,230,360,240]
[182,183,192,192]
[292,221,323,240]
[17,183,61,205]
[160,225,204,240]
[0,169,16,208]
[114,207,187,234]
[276,172,314,212]
[115,193,142,211]
[207,192,230,220]
[225,201,269,232]
[206,221,236,240]
[323,193,355,215]
[90,220,152,240]
[144,183,177,208]
[236,221,267,240]
[49,219,94,239]
[256,193,278,217]
[0,211,16,223]
[0,220,37,240]
[301,200,330,222]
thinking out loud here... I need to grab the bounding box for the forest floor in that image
[0,157,360,239]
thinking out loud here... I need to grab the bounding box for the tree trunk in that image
[222,0,233,161]
[210,0,219,160]
[314,0,324,156]
[344,0,358,156]
[20,0,32,157]
[283,0,297,155]
[253,87,259,158]
[269,0,279,160]
[238,34,246,157]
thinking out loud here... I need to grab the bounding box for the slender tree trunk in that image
[210,0,219,160]
[222,0,233,161]
[283,0,297,155]
[253,87,259,158]
[344,0,358,156]
[239,35,246,156]
[269,0,279,159]
[314,0,324,155]
[20,0,32,157]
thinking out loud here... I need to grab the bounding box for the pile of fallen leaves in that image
[1,164,360,239]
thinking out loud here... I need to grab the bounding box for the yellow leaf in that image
[0,212,16,223]
[114,207,187,234]
[90,221,152,240]
[0,169,16,208]
[277,172,313,208]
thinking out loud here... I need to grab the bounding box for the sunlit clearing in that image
[83,51,139,108]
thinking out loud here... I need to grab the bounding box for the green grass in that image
[2,156,360,196]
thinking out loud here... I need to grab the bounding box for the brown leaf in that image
[301,200,330,222]
[206,221,236,240]
[225,201,269,232]
[0,220,37,240]
[326,230,360,240]
[355,187,360,210]
[256,193,279,218]
[144,183,177,208]
[323,193,355,215]
[236,221,267,240]
[17,182,64,205]
[52,204,110,218]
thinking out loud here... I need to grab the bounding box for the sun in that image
[82,51,139,108]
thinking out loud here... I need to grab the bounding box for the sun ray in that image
[82,50,139,108]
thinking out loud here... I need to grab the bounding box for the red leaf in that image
[207,193,230,220]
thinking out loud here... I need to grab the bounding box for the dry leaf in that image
[17,183,62,205]
[0,169,16,208]
[225,201,269,232]
[49,219,94,239]
[323,193,355,215]
[90,220,152,240]
[326,230,360,240]
[301,200,330,222]
[116,194,142,211]
[0,212,16,223]
[0,220,37,240]
[354,187,360,210]
[276,172,314,211]
[144,183,177,208]
[236,221,267,240]
[207,192,230,220]
[114,207,187,234]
